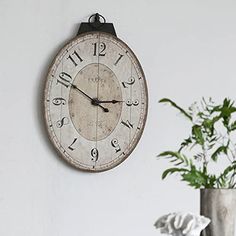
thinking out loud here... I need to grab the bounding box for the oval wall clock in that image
[44,13,148,172]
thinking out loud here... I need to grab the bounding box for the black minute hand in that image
[70,84,109,112]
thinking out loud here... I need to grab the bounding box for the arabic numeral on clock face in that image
[114,53,124,66]
[91,148,99,162]
[68,138,77,151]
[126,99,139,106]
[92,42,106,56]
[122,77,135,88]
[121,120,134,129]
[57,72,72,88]
[67,50,83,66]
[111,138,121,153]
[52,97,66,106]
[56,117,69,128]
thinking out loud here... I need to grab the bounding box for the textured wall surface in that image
[1,0,236,235]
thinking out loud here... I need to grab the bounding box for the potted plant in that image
[158,98,236,236]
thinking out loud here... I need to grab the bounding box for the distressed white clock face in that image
[44,32,148,172]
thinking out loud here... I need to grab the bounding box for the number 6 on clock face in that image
[44,32,148,172]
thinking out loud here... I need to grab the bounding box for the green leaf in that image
[158,151,191,166]
[192,125,204,145]
[202,118,218,136]
[178,137,192,152]
[193,153,204,161]
[207,175,217,188]
[217,162,236,188]
[182,166,208,188]
[212,98,236,130]
[159,98,192,121]
[225,161,236,174]
[230,120,236,131]
[162,168,189,179]
[211,146,228,161]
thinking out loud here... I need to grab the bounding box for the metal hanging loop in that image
[77,13,116,36]
[88,13,106,30]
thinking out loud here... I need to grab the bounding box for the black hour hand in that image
[94,99,123,104]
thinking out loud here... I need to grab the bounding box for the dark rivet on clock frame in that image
[77,13,117,36]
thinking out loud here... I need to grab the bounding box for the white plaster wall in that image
[0,0,236,235]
